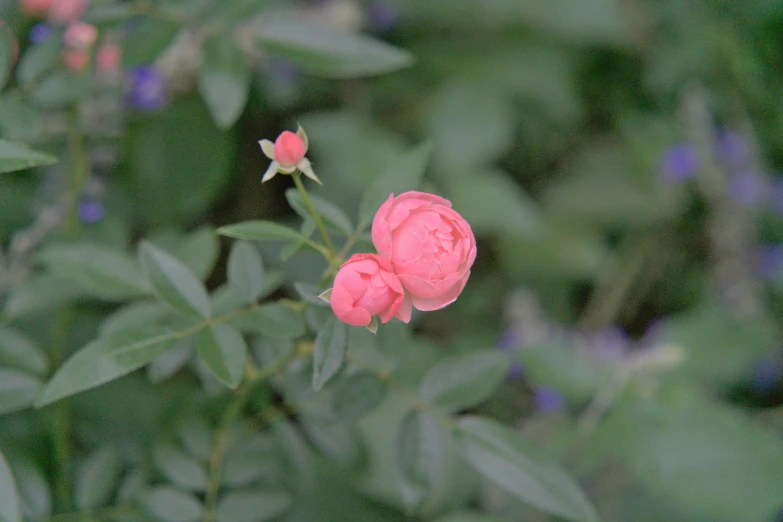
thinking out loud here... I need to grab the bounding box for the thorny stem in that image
[292,171,335,258]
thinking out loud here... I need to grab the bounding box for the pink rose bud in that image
[62,47,89,73]
[273,130,307,168]
[96,43,121,73]
[19,0,55,17]
[372,191,476,318]
[330,253,407,328]
[63,21,97,49]
[49,0,90,24]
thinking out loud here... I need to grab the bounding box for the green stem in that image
[292,171,335,257]
[50,106,89,512]
[318,229,363,285]
[65,107,86,235]
[203,348,298,522]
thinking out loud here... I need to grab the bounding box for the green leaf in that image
[329,372,387,423]
[425,82,514,177]
[0,450,21,522]
[9,458,50,521]
[140,242,211,319]
[455,416,598,522]
[37,243,148,301]
[520,342,609,404]
[227,241,265,303]
[0,368,42,415]
[2,274,84,319]
[598,390,783,521]
[16,35,59,84]
[395,409,445,511]
[301,420,362,468]
[74,447,123,510]
[100,301,168,337]
[294,282,330,307]
[153,444,208,492]
[232,303,305,339]
[139,486,203,522]
[254,16,413,79]
[147,338,193,383]
[0,22,15,91]
[218,221,305,242]
[29,71,90,107]
[196,324,247,389]
[358,142,432,226]
[419,351,509,413]
[216,490,292,522]
[122,17,179,67]
[285,189,354,235]
[35,326,178,407]
[0,140,56,174]
[124,97,236,226]
[0,328,48,376]
[198,34,250,129]
[82,2,134,23]
[171,226,221,281]
[0,94,42,141]
[661,305,777,385]
[312,316,347,391]
[449,170,542,235]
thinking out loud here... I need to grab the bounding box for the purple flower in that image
[660,144,701,182]
[28,23,51,44]
[755,244,783,280]
[585,326,630,361]
[729,171,765,206]
[507,361,523,381]
[127,66,167,111]
[750,352,783,393]
[533,386,566,413]
[770,178,783,215]
[367,1,399,32]
[496,329,520,350]
[716,129,749,169]
[78,200,104,224]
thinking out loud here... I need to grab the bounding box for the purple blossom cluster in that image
[496,316,632,415]
[127,66,167,111]
[661,129,783,214]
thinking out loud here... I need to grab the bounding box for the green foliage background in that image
[1,0,783,521]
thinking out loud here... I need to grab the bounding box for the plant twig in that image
[292,171,335,257]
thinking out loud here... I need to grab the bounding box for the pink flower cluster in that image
[330,192,476,331]
[18,0,121,74]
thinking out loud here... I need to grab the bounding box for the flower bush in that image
[0,1,782,522]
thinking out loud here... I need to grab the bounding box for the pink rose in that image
[372,191,476,319]
[330,254,407,329]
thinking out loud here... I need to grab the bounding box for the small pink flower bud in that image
[63,21,97,49]
[96,43,121,73]
[62,48,89,73]
[49,0,90,24]
[19,0,55,17]
[273,130,307,168]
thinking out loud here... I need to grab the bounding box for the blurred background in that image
[2,0,783,520]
